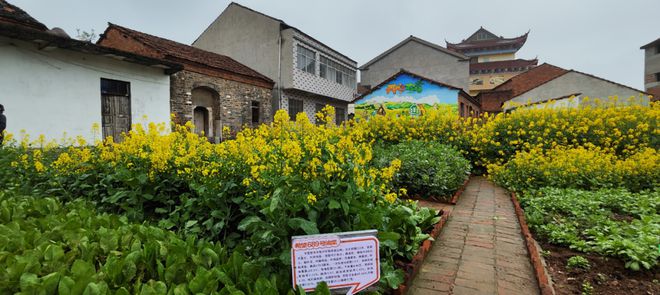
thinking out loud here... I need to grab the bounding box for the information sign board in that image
[291,230,380,294]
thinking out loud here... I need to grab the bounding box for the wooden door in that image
[193,106,208,135]
[102,95,131,142]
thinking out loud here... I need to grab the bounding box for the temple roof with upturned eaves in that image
[446,27,529,56]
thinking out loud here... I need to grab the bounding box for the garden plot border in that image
[393,208,451,295]
[393,176,470,295]
[409,175,472,204]
[510,192,556,295]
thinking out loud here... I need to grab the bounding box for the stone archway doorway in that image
[191,87,218,138]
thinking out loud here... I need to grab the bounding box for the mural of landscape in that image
[354,73,459,116]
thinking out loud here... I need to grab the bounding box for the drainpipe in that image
[277,27,282,111]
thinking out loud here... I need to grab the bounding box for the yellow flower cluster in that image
[469,101,658,168]
[6,98,656,203]
[488,146,659,191]
[355,104,468,144]
[11,106,403,206]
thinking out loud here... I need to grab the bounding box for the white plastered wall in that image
[0,37,170,144]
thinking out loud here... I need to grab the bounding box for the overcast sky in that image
[12,0,660,89]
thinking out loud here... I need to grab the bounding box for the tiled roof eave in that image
[100,23,274,84]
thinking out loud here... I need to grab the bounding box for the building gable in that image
[360,36,467,70]
[355,70,476,105]
[508,70,649,105]
[465,27,499,42]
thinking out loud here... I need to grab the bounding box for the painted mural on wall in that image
[354,73,459,116]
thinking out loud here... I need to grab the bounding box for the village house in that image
[192,2,357,124]
[641,37,660,100]
[475,63,651,113]
[98,23,274,141]
[353,70,480,118]
[0,0,181,143]
[359,36,470,93]
[446,27,538,96]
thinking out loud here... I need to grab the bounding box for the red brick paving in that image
[409,177,539,295]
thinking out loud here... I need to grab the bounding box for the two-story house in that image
[641,38,660,100]
[193,2,357,124]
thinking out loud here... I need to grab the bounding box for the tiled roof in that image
[0,0,47,31]
[446,27,529,52]
[479,63,649,112]
[470,59,538,72]
[99,23,273,85]
[488,63,569,97]
[0,21,182,72]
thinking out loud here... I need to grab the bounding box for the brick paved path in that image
[409,177,540,295]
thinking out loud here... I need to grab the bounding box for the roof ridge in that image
[489,62,567,91]
[640,37,660,49]
[447,28,529,45]
[567,68,648,95]
[220,2,356,64]
[101,23,273,84]
[360,35,467,70]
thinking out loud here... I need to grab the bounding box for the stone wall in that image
[170,70,272,136]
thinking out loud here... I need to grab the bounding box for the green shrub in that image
[567,256,591,270]
[0,117,443,292]
[373,141,471,201]
[0,191,303,294]
[521,187,659,270]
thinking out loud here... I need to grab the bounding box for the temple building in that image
[447,27,537,96]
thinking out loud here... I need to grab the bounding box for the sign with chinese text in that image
[291,230,380,294]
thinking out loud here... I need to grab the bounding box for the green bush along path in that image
[409,177,540,295]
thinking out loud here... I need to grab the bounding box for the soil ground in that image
[540,243,659,295]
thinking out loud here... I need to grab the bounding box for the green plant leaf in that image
[237,216,262,231]
[288,218,319,235]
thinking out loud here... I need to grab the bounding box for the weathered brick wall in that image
[477,90,512,113]
[458,94,481,118]
[648,86,660,102]
[170,70,272,134]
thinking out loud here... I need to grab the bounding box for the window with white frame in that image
[319,55,356,88]
[296,45,316,74]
